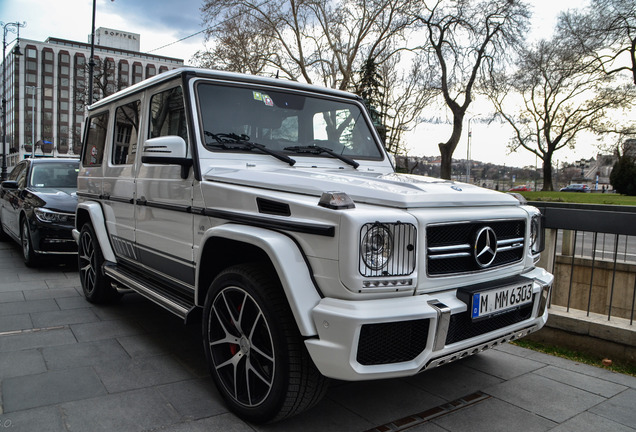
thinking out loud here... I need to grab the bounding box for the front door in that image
[134,84,195,289]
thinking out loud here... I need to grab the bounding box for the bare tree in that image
[415,0,531,179]
[379,54,439,156]
[199,0,417,90]
[192,10,276,75]
[558,0,636,85]
[488,39,636,191]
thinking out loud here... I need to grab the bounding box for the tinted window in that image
[197,83,382,159]
[83,112,109,166]
[113,100,141,165]
[30,162,79,188]
[149,86,187,142]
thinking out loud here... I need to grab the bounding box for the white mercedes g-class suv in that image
[75,67,552,423]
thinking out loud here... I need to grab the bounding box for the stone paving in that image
[0,240,635,431]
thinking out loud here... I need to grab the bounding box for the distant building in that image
[1,28,183,166]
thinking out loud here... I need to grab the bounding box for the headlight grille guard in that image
[358,222,417,277]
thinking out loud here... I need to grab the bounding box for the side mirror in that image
[141,136,193,179]
[1,180,19,190]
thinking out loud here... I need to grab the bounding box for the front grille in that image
[445,296,535,345]
[357,319,430,365]
[427,220,525,276]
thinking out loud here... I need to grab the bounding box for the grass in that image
[512,339,636,377]
[517,191,636,206]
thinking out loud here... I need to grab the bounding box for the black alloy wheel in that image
[78,222,118,303]
[203,263,328,423]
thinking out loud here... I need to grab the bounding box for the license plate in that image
[471,282,533,319]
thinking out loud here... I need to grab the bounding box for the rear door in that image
[101,98,142,262]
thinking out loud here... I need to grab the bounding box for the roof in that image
[88,67,361,111]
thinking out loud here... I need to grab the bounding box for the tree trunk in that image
[438,114,464,180]
[542,159,554,191]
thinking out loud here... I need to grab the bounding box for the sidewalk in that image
[0,240,635,432]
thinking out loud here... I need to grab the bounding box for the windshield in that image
[30,162,79,189]
[197,82,383,160]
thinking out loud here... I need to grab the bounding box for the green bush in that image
[610,156,636,196]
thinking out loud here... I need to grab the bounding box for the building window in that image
[146,64,156,78]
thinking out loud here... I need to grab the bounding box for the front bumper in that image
[29,220,77,254]
[305,267,553,381]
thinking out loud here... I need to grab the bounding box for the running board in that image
[104,264,195,321]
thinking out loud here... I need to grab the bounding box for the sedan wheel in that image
[21,219,38,267]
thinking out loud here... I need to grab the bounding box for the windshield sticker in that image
[252,91,262,101]
[263,95,274,106]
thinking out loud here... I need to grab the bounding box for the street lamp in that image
[2,21,25,181]
[88,0,97,105]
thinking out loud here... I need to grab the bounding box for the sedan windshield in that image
[197,83,383,162]
[30,162,79,189]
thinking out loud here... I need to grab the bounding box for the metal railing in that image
[531,202,636,325]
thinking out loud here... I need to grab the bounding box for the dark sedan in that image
[0,158,79,266]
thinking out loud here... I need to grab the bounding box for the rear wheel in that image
[203,264,328,423]
[78,222,119,303]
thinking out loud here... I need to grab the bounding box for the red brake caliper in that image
[229,302,242,356]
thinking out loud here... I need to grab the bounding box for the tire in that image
[78,222,119,303]
[203,264,328,424]
[21,219,39,267]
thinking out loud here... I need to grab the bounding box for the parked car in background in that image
[0,158,79,266]
[509,184,532,192]
[560,184,591,193]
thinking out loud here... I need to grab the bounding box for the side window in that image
[149,86,187,142]
[7,163,25,181]
[83,112,109,166]
[112,100,141,165]
[16,166,27,188]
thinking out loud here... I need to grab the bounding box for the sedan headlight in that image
[530,214,545,254]
[34,207,74,224]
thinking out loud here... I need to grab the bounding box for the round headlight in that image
[530,214,543,254]
[361,225,393,270]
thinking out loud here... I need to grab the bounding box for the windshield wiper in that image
[283,145,359,169]
[205,132,296,166]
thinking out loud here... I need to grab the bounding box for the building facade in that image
[1,28,184,167]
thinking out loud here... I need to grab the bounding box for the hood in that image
[203,167,519,208]
[27,187,78,213]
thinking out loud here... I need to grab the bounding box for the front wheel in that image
[78,222,119,303]
[21,219,39,267]
[203,264,328,423]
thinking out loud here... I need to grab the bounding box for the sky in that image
[0,0,610,168]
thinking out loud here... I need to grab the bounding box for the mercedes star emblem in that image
[474,226,497,268]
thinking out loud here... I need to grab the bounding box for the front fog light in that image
[361,224,393,270]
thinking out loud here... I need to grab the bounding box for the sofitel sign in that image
[100,29,138,40]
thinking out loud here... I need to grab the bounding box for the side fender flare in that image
[74,201,117,263]
[198,224,321,336]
